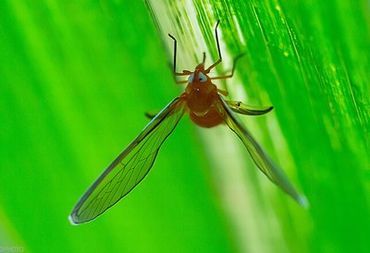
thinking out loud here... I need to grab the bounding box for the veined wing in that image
[219,96,308,207]
[70,97,185,224]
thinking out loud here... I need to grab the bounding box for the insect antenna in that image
[202,52,206,65]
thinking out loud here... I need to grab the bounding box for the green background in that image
[0,0,368,252]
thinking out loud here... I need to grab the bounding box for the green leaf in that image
[0,0,368,253]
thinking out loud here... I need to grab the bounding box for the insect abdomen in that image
[189,108,224,128]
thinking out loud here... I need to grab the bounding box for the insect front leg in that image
[168,34,192,77]
[205,20,222,73]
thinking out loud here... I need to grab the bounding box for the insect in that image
[69,21,307,224]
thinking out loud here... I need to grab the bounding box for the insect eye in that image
[188,73,194,83]
[198,72,207,82]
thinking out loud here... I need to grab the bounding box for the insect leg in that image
[226,100,273,115]
[168,34,192,76]
[205,20,222,73]
[145,112,157,119]
[217,89,229,96]
[175,80,188,84]
[211,53,245,80]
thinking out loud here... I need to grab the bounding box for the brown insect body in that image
[69,21,307,225]
[182,64,223,128]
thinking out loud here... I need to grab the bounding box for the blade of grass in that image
[148,0,369,252]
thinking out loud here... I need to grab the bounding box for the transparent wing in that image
[219,97,308,207]
[70,97,185,224]
[226,100,273,116]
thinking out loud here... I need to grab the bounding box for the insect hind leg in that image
[226,100,273,116]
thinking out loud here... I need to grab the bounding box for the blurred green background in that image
[0,0,369,252]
